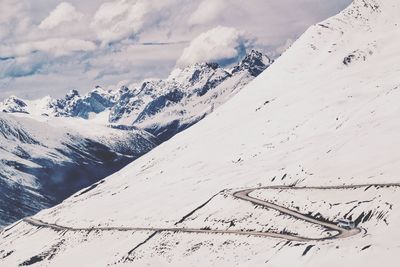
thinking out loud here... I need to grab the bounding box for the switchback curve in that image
[16,183,399,242]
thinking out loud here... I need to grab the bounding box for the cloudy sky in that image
[0,0,351,100]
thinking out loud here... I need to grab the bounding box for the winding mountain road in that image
[19,183,399,242]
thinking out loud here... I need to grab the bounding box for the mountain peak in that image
[65,89,80,101]
[0,96,28,114]
[232,49,273,76]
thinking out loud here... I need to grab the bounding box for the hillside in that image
[0,113,157,227]
[1,0,400,266]
[0,51,270,227]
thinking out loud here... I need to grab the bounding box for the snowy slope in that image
[0,50,270,228]
[108,50,272,141]
[134,62,259,141]
[2,0,400,266]
[0,113,157,227]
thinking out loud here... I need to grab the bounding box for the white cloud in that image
[39,2,83,30]
[189,0,227,25]
[0,0,31,40]
[91,0,151,46]
[177,26,250,67]
[91,0,184,46]
[0,38,96,58]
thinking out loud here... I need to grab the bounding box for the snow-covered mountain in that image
[0,112,157,227]
[129,54,270,141]
[48,87,116,119]
[0,88,117,119]
[3,0,400,265]
[0,50,271,147]
[1,50,271,142]
[0,50,271,227]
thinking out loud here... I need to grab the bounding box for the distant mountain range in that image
[0,50,272,227]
